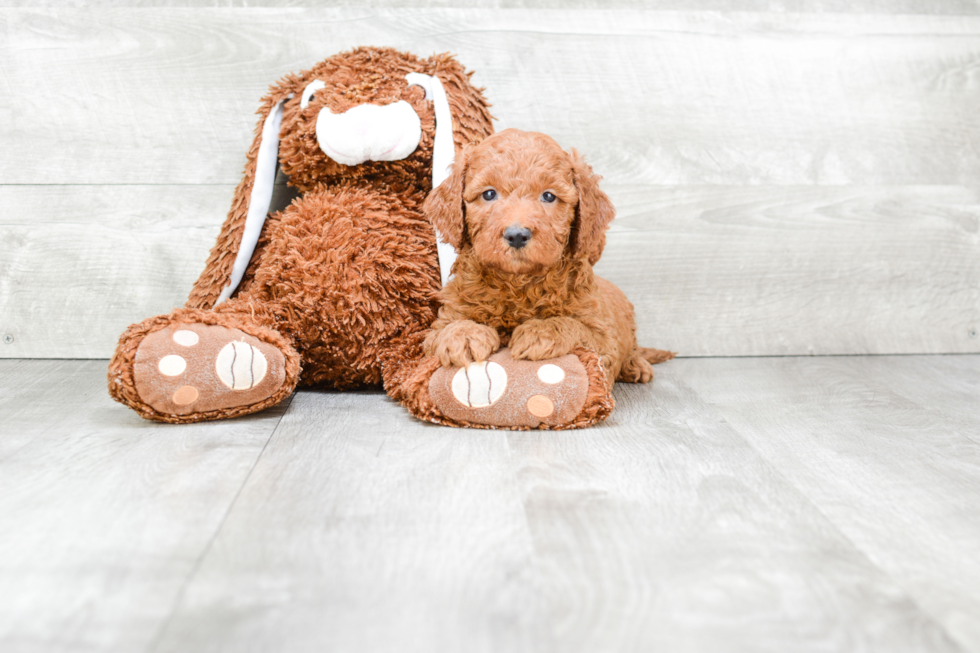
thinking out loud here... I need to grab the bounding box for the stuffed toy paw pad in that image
[426,347,613,429]
[132,323,288,418]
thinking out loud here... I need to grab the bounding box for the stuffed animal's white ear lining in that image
[300,80,325,109]
[214,97,289,306]
[406,72,458,288]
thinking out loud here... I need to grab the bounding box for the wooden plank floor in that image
[1,356,978,652]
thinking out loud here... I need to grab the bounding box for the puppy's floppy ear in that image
[569,149,616,265]
[423,145,470,252]
[186,83,295,309]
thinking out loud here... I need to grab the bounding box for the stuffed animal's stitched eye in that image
[301,80,326,109]
[482,189,497,201]
[541,191,557,203]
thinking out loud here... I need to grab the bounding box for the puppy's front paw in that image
[510,319,574,361]
[620,354,653,384]
[424,320,500,368]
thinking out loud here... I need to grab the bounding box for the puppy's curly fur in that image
[422,128,673,385]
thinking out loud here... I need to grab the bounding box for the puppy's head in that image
[425,129,615,274]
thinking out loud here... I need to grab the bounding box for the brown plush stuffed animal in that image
[109,47,656,430]
[108,47,496,423]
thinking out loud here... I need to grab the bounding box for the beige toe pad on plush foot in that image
[134,324,287,417]
[429,348,590,428]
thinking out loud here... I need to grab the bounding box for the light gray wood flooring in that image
[3,6,979,359]
[2,355,978,653]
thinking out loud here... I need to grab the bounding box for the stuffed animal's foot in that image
[419,347,613,430]
[109,315,300,423]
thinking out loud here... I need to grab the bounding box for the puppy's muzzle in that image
[315,101,422,166]
[504,225,532,250]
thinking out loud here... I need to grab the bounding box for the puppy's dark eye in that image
[482,189,497,201]
[541,191,557,203]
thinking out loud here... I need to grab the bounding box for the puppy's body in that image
[432,252,650,383]
[423,129,671,385]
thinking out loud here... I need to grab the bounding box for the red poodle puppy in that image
[422,128,672,387]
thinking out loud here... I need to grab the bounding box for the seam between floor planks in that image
[146,392,296,653]
[3,357,978,651]
[679,355,980,651]
[669,374,969,652]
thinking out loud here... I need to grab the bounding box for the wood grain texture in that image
[3,356,979,651]
[2,7,979,358]
[501,376,965,652]
[152,388,549,653]
[0,359,287,653]
[9,1,980,11]
[598,184,980,356]
[864,354,980,447]
[681,354,980,652]
[148,357,969,652]
[4,8,980,185]
[0,185,224,358]
[3,184,977,358]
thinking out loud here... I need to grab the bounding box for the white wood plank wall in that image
[1,5,979,358]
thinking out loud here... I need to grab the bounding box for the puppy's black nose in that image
[503,226,532,249]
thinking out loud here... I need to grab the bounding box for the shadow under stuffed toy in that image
[108,47,668,429]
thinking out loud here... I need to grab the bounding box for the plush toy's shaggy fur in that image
[108,48,495,422]
[108,51,666,429]
[422,129,674,386]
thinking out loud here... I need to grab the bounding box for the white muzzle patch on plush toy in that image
[315,101,422,166]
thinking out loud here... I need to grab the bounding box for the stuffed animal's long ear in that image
[422,53,495,153]
[570,149,616,266]
[423,146,470,277]
[186,89,292,309]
